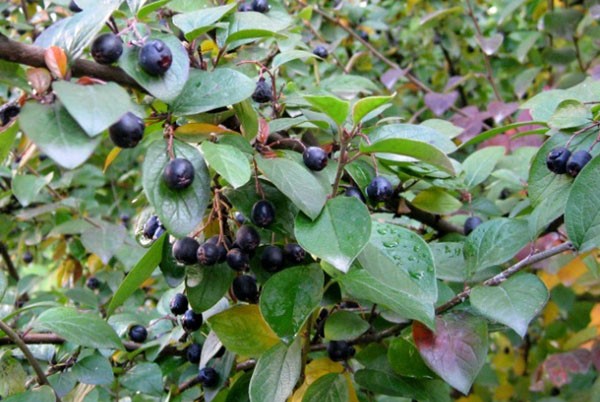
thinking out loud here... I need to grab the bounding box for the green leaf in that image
[324,310,370,341]
[304,95,349,126]
[272,50,318,70]
[208,305,280,357]
[19,102,100,169]
[3,386,55,402]
[259,265,323,340]
[121,362,163,396]
[565,155,600,251]
[201,141,251,188]
[470,273,548,337]
[233,99,259,138]
[249,338,301,402]
[159,240,186,287]
[53,81,135,137]
[0,353,27,397]
[294,197,371,273]
[0,123,18,164]
[543,8,583,38]
[411,188,462,214]
[548,99,592,129]
[172,4,237,40]
[142,140,211,238]
[354,370,449,401]
[80,221,126,264]
[72,353,114,385]
[462,146,505,188]
[119,34,189,102]
[388,337,434,378]
[186,264,235,312]
[303,373,349,402]
[459,121,547,149]
[0,271,6,302]
[107,234,166,316]
[226,371,252,402]
[256,155,328,220]
[171,69,255,116]
[11,174,47,207]
[464,218,530,275]
[352,95,393,125]
[33,307,123,350]
[226,11,291,44]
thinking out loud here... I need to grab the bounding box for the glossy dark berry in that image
[251,0,269,13]
[226,249,250,271]
[91,33,123,65]
[172,237,200,265]
[197,242,220,266]
[68,0,82,12]
[0,105,20,126]
[206,235,231,263]
[163,158,195,191]
[186,343,202,364]
[252,78,272,103]
[251,200,276,227]
[232,275,259,303]
[170,293,189,315]
[464,216,483,236]
[198,367,219,388]
[128,325,148,343]
[283,243,305,265]
[303,146,328,171]
[366,176,393,202]
[261,245,284,273]
[22,250,33,264]
[108,112,144,149]
[327,340,355,362]
[182,310,203,332]
[344,187,365,202]
[138,39,173,76]
[143,215,160,239]
[86,276,100,290]
[236,225,260,252]
[546,147,571,174]
[358,30,369,41]
[566,150,592,177]
[153,226,166,240]
[234,211,246,224]
[313,45,328,58]
[238,3,253,11]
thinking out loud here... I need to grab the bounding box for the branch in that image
[404,201,465,235]
[0,34,142,91]
[0,241,20,281]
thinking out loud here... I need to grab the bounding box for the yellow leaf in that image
[543,301,561,326]
[457,395,484,402]
[103,147,121,173]
[539,270,560,290]
[44,46,68,79]
[201,39,218,55]
[590,304,600,328]
[87,254,104,274]
[289,358,345,402]
[513,354,526,376]
[558,254,589,285]
[175,123,237,137]
[494,383,514,401]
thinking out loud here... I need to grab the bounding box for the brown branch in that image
[0,241,20,281]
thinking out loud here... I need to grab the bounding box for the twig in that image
[573,36,586,73]
[0,242,20,281]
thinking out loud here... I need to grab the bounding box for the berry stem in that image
[252,158,266,199]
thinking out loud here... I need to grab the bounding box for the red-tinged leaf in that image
[76,76,106,86]
[593,341,600,372]
[26,68,52,94]
[257,118,270,144]
[424,91,458,116]
[44,46,69,79]
[413,312,488,395]
[531,349,592,390]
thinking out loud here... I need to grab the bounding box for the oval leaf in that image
[303,373,349,402]
[200,141,251,189]
[324,310,370,341]
[352,95,394,125]
[304,95,349,126]
[186,264,235,312]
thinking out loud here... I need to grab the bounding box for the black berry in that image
[172,237,200,265]
[138,39,173,76]
[232,275,259,303]
[68,0,82,12]
[366,176,393,202]
[464,216,483,235]
[327,340,355,362]
[0,105,20,126]
[186,343,202,364]
[206,235,231,263]
[234,211,246,224]
[128,325,148,343]
[22,250,33,264]
[163,158,195,191]
[303,146,328,171]
[261,245,284,273]
[344,187,365,202]
[251,0,269,13]
[91,33,123,65]
[226,249,250,271]
[142,215,160,239]
[197,242,220,266]
[358,30,369,41]
[109,112,144,149]
[252,77,272,103]
[546,147,571,174]
[283,243,305,265]
[86,277,100,290]
[170,293,188,316]
[235,225,260,252]
[251,200,276,227]
[238,3,253,11]
[182,310,203,332]
[313,45,328,58]
[198,367,219,388]
[566,150,592,177]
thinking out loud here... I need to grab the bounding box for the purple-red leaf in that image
[424,91,458,116]
[412,312,488,395]
[531,349,592,390]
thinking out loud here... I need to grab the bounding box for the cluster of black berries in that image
[238,0,269,13]
[546,147,592,177]
[0,104,20,126]
[327,340,355,362]
[142,215,166,240]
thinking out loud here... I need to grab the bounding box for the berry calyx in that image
[344,187,365,202]
[303,146,328,171]
[198,367,219,388]
[327,340,355,362]
[283,243,305,265]
[172,237,200,265]
[186,343,202,364]
[182,309,203,332]
[91,33,123,65]
[109,112,144,149]
[464,216,483,236]
[261,245,284,273]
[566,150,592,177]
[169,293,189,315]
[366,176,393,202]
[226,248,250,271]
[232,275,259,303]
[138,39,173,76]
[86,277,100,290]
[251,0,269,13]
[163,158,195,191]
[313,45,328,58]
[197,242,220,266]
[235,225,260,252]
[251,200,276,227]
[546,147,571,174]
[128,325,148,343]
[251,77,272,103]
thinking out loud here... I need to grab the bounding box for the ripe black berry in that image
[303,146,328,171]
[128,325,148,343]
[0,105,20,126]
[138,39,173,76]
[143,215,160,239]
[261,245,284,273]
[197,242,220,266]
[68,0,82,12]
[546,147,571,174]
[206,235,231,263]
[170,293,189,315]
[22,250,33,264]
[91,33,123,65]
[566,150,592,177]
[86,277,100,290]
[226,249,250,271]
[235,225,260,252]
[283,243,305,265]
[163,158,195,191]
[234,211,246,224]
[366,176,393,202]
[344,187,365,202]
[172,237,200,265]
[327,340,355,362]
[238,3,253,11]
[251,200,276,227]
[313,45,328,58]
[109,112,144,149]
[182,310,203,332]
[186,343,202,364]
[232,275,259,303]
[358,30,369,41]
[464,216,483,235]
[198,367,219,388]
[251,77,272,103]
[251,0,269,13]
